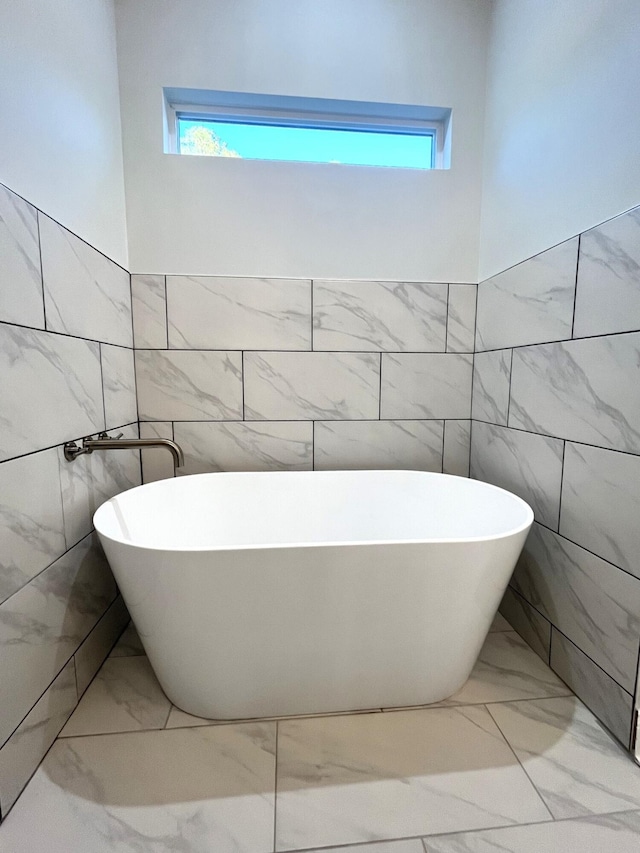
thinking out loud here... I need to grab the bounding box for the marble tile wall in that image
[472,203,640,750]
[0,183,139,820]
[133,276,476,480]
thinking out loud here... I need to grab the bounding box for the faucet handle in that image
[96,431,123,440]
[113,432,124,440]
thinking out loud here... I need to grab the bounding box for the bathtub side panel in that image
[99,534,528,718]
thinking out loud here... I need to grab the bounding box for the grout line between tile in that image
[273,720,279,853]
[484,702,556,823]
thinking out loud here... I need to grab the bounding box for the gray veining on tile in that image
[100,344,137,429]
[511,522,640,692]
[574,206,640,338]
[488,696,640,819]
[58,424,141,548]
[314,420,443,471]
[168,275,311,350]
[0,448,66,605]
[39,214,132,346]
[498,587,551,662]
[476,237,578,351]
[550,629,634,748]
[470,422,563,528]
[109,621,145,658]
[425,810,640,852]
[0,723,277,852]
[0,183,43,328]
[447,284,477,353]
[139,421,175,483]
[136,349,243,420]
[560,442,640,579]
[74,596,130,697]
[313,280,447,352]
[174,420,313,474]
[275,705,549,850]
[244,351,380,420]
[442,420,471,476]
[508,333,640,453]
[61,656,170,737]
[131,274,167,349]
[428,632,568,707]
[0,532,116,746]
[0,659,76,816]
[0,324,104,462]
[381,354,472,419]
[471,349,511,425]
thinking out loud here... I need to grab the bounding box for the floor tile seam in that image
[483,702,556,822]
[54,691,579,742]
[275,807,640,853]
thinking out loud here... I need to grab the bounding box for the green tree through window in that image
[180,126,241,157]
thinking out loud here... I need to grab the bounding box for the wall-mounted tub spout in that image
[64,432,185,468]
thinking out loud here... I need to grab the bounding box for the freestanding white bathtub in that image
[94,470,533,720]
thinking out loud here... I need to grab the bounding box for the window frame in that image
[164,91,449,170]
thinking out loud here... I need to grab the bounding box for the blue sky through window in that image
[178,119,434,169]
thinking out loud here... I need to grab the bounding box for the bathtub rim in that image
[93,469,534,553]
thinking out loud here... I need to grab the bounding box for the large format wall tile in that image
[471,349,511,425]
[136,350,243,420]
[0,184,43,329]
[476,238,578,351]
[174,421,313,474]
[560,442,640,579]
[314,420,443,471]
[446,284,477,353]
[499,587,551,662]
[442,420,471,476]
[313,280,447,352]
[509,333,640,453]
[0,324,104,461]
[0,449,66,606]
[168,275,311,350]
[0,532,116,746]
[550,630,634,748]
[381,353,472,419]
[470,422,563,528]
[74,596,130,697]
[39,215,132,347]
[58,424,141,548]
[0,659,76,816]
[573,207,640,338]
[511,523,640,693]
[244,351,379,420]
[131,274,167,349]
[101,344,137,429]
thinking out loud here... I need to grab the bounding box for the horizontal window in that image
[165,89,450,170]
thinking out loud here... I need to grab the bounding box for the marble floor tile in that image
[60,657,170,737]
[488,696,640,819]
[427,632,570,708]
[488,612,512,632]
[0,723,276,852]
[109,621,145,657]
[425,810,640,852]
[303,842,424,853]
[275,705,550,850]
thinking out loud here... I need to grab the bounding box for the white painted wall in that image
[480,0,640,280]
[0,0,128,267]
[115,0,491,280]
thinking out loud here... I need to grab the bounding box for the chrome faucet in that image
[64,431,184,468]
